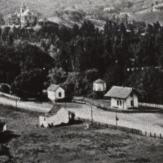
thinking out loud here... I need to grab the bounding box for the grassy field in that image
[0,105,163,163]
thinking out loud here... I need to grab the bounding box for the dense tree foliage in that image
[1,19,163,103]
[12,69,47,99]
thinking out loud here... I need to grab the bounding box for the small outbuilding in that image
[105,86,139,110]
[93,79,107,92]
[39,106,75,128]
[47,84,65,102]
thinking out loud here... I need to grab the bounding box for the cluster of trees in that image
[1,19,163,103]
[0,42,53,99]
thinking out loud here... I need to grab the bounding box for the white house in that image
[93,79,107,92]
[47,84,65,102]
[39,106,75,128]
[105,86,139,110]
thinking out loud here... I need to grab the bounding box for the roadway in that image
[64,103,163,135]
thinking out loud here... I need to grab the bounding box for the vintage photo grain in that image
[0,0,163,162]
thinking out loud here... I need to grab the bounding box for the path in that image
[65,103,163,135]
[0,95,163,136]
[0,96,52,113]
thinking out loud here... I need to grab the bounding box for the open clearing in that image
[0,105,163,163]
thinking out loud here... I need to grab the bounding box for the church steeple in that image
[20,0,26,14]
[20,0,27,28]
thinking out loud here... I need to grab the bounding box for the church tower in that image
[20,1,28,27]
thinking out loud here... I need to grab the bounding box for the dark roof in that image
[47,105,62,116]
[105,86,135,99]
[94,79,106,84]
[47,84,61,92]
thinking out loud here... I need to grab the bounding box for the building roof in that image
[105,86,135,99]
[47,84,62,92]
[94,79,106,84]
[46,105,73,117]
[47,105,62,116]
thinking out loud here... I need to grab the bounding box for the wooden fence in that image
[139,102,163,110]
[80,118,163,140]
[73,97,111,110]
[0,92,20,101]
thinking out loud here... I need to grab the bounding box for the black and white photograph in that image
[0,0,163,162]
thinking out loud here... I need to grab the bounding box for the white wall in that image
[47,87,65,102]
[48,91,56,101]
[93,83,106,92]
[39,108,70,128]
[110,98,126,110]
[55,88,65,99]
[110,94,139,110]
[39,116,48,128]
[126,94,138,109]
[3,124,7,132]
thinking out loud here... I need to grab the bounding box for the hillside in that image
[1,0,163,25]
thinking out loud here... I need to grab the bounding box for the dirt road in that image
[1,95,163,136]
[65,103,163,135]
[0,96,52,113]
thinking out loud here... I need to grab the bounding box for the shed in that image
[47,84,65,102]
[105,86,139,110]
[39,106,75,128]
[93,79,106,92]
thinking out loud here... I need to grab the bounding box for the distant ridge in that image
[1,0,163,25]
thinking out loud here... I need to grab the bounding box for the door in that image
[131,100,134,107]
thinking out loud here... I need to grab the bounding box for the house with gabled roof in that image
[47,84,65,102]
[105,86,139,110]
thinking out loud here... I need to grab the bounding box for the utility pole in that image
[90,102,93,124]
[15,98,18,109]
[115,111,119,128]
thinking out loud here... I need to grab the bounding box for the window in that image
[117,100,122,106]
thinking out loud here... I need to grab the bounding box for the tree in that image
[15,43,54,72]
[0,83,11,94]
[0,13,5,25]
[12,69,47,99]
[48,67,67,84]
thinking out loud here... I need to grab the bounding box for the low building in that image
[105,86,138,110]
[7,3,37,27]
[93,79,107,92]
[39,106,75,128]
[0,122,7,133]
[47,84,65,102]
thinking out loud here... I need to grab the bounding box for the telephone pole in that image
[115,111,119,128]
[90,103,93,124]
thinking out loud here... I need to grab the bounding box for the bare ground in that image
[64,103,163,135]
[0,105,162,163]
